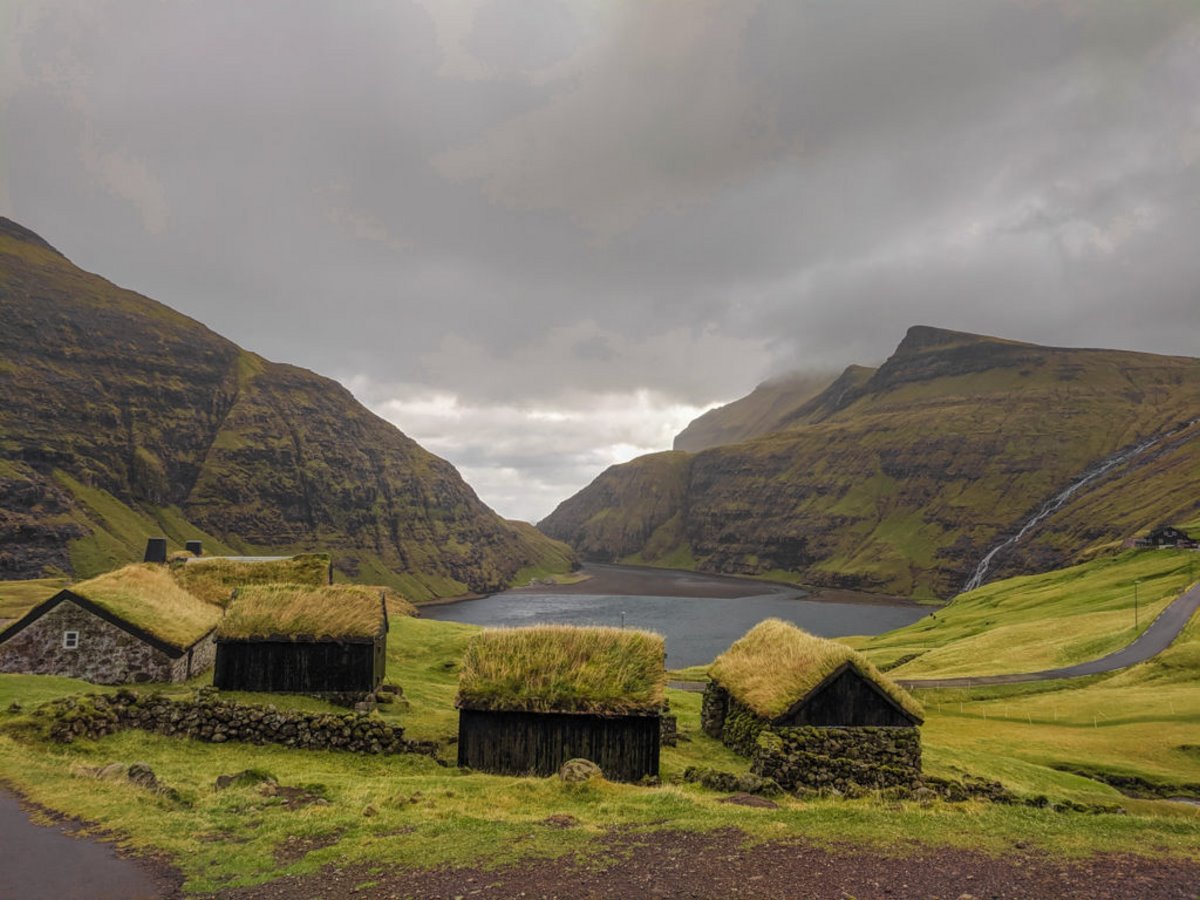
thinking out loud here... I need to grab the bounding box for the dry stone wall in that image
[42,688,422,755]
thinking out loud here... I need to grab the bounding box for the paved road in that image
[0,789,170,899]
[897,582,1200,690]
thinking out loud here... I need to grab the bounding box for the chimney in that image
[143,537,168,563]
[185,540,203,557]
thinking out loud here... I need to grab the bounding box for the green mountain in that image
[0,218,574,599]
[673,370,839,452]
[540,326,1200,599]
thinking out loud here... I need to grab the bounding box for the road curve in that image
[897,581,1200,690]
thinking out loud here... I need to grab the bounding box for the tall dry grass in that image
[710,618,923,720]
[457,625,665,714]
[219,584,386,640]
[172,554,330,606]
[72,564,221,648]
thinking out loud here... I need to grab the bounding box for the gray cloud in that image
[4,0,1199,520]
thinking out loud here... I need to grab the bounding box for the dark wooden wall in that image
[457,708,660,782]
[213,636,384,693]
[780,668,917,727]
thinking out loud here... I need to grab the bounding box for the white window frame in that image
[62,631,80,650]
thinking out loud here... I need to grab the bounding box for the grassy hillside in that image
[542,326,1200,599]
[673,370,840,452]
[0,218,574,598]
[846,548,1197,676]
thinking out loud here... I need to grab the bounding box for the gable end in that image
[774,662,923,727]
[0,590,192,658]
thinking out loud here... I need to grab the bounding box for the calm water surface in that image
[422,586,930,668]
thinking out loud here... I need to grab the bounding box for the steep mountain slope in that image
[0,218,574,598]
[541,326,1200,599]
[673,370,839,452]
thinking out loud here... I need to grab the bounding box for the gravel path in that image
[222,827,1200,899]
[898,581,1200,689]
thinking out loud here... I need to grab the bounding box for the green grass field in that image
[846,548,1197,676]
[0,552,1198,891]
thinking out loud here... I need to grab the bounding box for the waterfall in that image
[961,417,1200,594]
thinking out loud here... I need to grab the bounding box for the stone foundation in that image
[752,726,922,792]
[40,688,423,755]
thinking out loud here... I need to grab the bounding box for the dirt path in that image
[898,582,1200,689]
[222,827,1200,899]
[0,788,179,900]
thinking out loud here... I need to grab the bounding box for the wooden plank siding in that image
[457,708,660,782]
[213,635,385,693]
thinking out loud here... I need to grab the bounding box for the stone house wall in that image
[0,598,214,684]
[0,600,177,683]
[701,681,921,792]
[751,726,922,792]
[170,632,217,682]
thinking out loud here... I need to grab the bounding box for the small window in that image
[63,631,79,649]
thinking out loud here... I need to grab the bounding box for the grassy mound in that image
[710,619,923,721]
[173,554,331,606]
[69,564,220,649]
[219,584,386,640]
[457,625,665,715]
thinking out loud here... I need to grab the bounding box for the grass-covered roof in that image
[457,625,666,715]
[710,619,923,722]
[70,564,221,649]
[173,553,330,606]
[218,583,386,640]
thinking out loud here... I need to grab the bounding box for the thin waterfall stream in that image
[961,417,1200,593]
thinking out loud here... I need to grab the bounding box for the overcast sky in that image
[4,1,1199,523]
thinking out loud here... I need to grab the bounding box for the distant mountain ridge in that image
[673,370,839,452]
[0,218,574,598]
[542,326,1200,599]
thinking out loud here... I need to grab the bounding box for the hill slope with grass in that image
[0,218,574,598]
[542,326,1200,599]
[673,369,840,452]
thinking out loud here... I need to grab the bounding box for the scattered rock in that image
[127,762,159,790]
[719,792,780,810]
[558,758,603,783]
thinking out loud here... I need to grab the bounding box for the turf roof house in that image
[702,620,924,791]
[0,565,220,684]
[456,626,665,783]
[174,552,334,604]
[213,584,388,694]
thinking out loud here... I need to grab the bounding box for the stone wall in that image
[702,681,921,792]
[700,682,729,739]
[0,600,178,684]
[41,688,420,755]
[751,726,922,792]
[171,632,217,682]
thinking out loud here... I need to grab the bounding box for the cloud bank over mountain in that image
[5,0,1198,520]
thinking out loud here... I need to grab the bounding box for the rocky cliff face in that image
[542,326,1200,599]
[0,218,574,597]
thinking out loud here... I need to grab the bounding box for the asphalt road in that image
[897,581,1200,690]
[0,789,169,899]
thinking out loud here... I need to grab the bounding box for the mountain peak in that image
[893,325,1015,356]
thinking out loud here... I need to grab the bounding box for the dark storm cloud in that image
[4,1,1199,521]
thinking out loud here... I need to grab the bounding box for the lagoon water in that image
[421,575,930,668]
